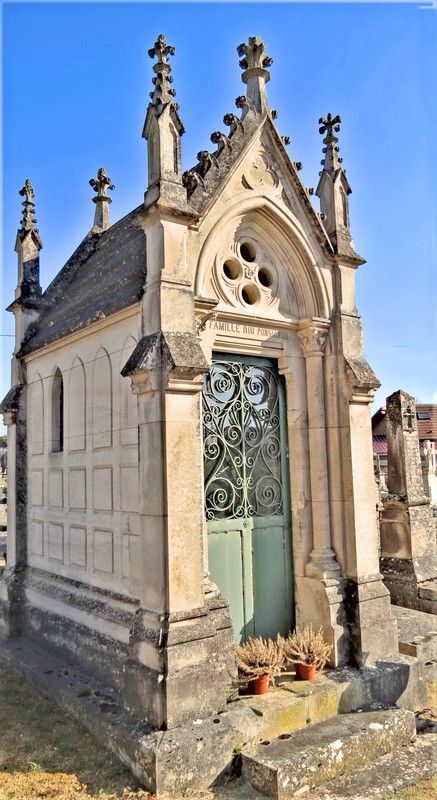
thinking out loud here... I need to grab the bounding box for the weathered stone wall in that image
[25,307,140,597]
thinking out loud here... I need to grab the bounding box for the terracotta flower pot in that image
[295,661,316,681]
[248,674,269,694]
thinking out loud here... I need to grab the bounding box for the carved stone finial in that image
[89,167,115,201]
[223,113,243,137]
[237,36,271,115]
[237,36,272,71]
[89,167,114,230]
[148,33,175,65]
[182,169,204,196]
[18,179,38,233]
[148,33,177,106]
[196,151,217,178]
[235,95,255,118]
[210,131,231,155]
[318,113,342,173]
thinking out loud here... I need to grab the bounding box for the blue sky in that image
[2,2,436,433]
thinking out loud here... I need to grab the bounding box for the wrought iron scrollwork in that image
[203,361,283,520]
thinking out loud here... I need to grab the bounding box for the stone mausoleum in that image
[1,36,399,732]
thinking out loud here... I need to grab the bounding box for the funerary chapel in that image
[1,35,399,733]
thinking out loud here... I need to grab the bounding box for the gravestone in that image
[380,390,437,613]
[423,440,437,511]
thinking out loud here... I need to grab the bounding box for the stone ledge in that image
[0,635,433,797]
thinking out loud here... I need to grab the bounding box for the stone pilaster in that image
[121,332,236,728]
[339,377,399,664]
[294,320,347,667]
[297,319,341,580]
[0,385,27,640]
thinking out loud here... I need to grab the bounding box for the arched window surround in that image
[51,368,64,453]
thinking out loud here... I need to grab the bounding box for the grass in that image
[390,777,437,800]
[0,661,151,799]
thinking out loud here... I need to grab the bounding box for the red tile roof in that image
[372,404,437,442]
[372,434,427,454]
[416,405,437,441]
[373,435,387,455]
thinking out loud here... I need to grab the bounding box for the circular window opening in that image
[258,267,273,288]
[222,259,242,281]
[240,242,256,263]
[241,284,260,306]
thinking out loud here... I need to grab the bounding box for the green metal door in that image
[203,355,293,643]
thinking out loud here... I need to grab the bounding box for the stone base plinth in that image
[0,567,236,731]
[380,556,437,614]
[295,576,348,666]
[380,501,435,561]
[343,574,399,666]
[124,591,236,729]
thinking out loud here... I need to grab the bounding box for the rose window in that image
[218,239,279,311]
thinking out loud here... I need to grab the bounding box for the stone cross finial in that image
[89,167,114,231]
[18,178,38,232]
[319,113,342,173]
[237,36,272,115]
[148,34,177,106]
[319,113,341,138]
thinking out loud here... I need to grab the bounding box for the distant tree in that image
[0,436,7,448]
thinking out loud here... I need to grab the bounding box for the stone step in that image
[241,709,416,799]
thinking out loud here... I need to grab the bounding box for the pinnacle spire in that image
[89,167,114,231]
[237,36,272,115]
[13,179,42,306]
[319,113,343,175]
[143,34,185,209]
[18,179,40,240]
[316,113,355,257]
[148,34,178,108]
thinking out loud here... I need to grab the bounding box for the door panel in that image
[203,355,293,643]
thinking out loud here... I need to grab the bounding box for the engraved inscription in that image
[211,320,288,340]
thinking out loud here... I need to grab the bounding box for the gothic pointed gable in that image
[182,42,333,264]
[189,120,336,321]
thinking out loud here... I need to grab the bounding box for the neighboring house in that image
[372,403,437,443]
[0,35,399,734]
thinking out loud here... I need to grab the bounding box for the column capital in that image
[297,319,330,357]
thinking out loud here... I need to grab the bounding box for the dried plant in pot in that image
[280,624,331,681]
[236,635,284,694]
